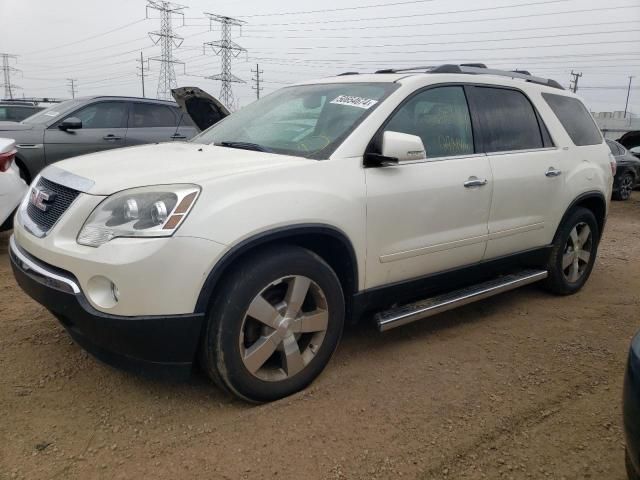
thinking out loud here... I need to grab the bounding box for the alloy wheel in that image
[239,275,329,382]
[620,174,634,200]
[562,222,593,283]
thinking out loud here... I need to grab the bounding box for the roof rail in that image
[337,71,359,76]
[374,64,564,90]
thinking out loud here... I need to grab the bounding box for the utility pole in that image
[1,53,21,99]
[569,70,582,93]
[251,63,263,100]
[203,13,247,110]
[137,51,147,98]
[624,76,634,118]
[146,1,186,100]
[67,78,78,98]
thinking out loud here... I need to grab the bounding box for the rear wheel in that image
[614,172,635,201]
[543,207,600,295]
[200,245,345,403]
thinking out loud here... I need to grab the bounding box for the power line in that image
[1,53,21,99]
[203,13,247,110]
[147,0,186,100]
[246,4,639,33]
[251,63,263,99]
[21,19,148,56]
[237,0,440,17]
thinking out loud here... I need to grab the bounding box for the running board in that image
[375,269,548,332]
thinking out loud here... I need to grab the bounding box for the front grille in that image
[26,177,81,233]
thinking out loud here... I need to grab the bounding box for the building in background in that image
[592,111,640,140]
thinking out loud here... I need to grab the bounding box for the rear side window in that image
[542,93,602,146]
[130,103,177,128]
[471,87,544,152]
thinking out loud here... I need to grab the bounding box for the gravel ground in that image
[1,195,639,480]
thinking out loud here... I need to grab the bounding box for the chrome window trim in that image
[393,152,488,165]
[486,147,559,156]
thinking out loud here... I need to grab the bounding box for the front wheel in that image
[200,245,345,403]
[543,207,600,295]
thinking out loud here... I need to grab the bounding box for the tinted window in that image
[384,86,474,158]
[174,107,194,127]
[0,106,40,122]
[69,102,127,129]
[542,93,602,146]
[472,87,543,152]
[130,103,177,128]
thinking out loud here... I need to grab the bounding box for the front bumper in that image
[10,236,205,378]
[624,335,640,479]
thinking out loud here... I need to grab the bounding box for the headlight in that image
[77,184,200,247]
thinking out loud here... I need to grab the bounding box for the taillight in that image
[609,153,617,177]
[0,149,16,173]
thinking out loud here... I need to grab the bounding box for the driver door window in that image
[70,102,128,128]
[384,86,474,158]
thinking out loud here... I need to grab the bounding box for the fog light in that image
[87,276,119,309]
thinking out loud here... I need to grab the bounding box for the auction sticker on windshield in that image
[330,95,378,109]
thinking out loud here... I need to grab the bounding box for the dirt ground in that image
[1,196,639,480]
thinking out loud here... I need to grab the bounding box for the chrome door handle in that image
[464,177,488,188]
[170,133,187,139]
[545,167,562,177]
[103,135,122,141]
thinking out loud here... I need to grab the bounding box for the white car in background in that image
[0,138,26,231]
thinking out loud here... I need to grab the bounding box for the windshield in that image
[22,99,83,125]
[191,82,397,158]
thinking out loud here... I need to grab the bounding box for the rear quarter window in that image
[542,93,602,146]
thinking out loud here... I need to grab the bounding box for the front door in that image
[44,101,128,164]
[465,86,563,259]
[365,85,493,289]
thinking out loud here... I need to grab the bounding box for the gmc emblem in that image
[30,187,56,212]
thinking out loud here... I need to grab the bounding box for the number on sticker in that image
[330,95,378,109]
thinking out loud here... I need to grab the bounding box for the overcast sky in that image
[1,0,639,113]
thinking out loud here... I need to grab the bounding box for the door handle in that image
[170,133,187,139]
[464,176,488,188]
[545,167,562,177]
[103,135,122,141]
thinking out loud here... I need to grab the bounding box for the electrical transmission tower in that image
[1,53,21,99]
[147,1,186,100]
[251,64,263,100]
[203,13,246,110]
[67,78,78,98]
[569,70,582,93]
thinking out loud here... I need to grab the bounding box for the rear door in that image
[125,102,184,146]
[466,86,563,259]
[43,101,128,164]
[364,85,493,288]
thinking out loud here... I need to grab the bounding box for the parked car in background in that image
[0,138,27,231]
[618,131,640,160]
[9,65,613,402]
[0,101,44,123]
[606,139,640,200]
[624,330,640,480]
[0,91,228,183]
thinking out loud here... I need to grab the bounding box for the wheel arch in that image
[555,191,607,241]
[13,154,32,184]
[194,224,359,318]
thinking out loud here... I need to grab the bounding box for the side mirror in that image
[364,131,426,167]
[59,117,82,131]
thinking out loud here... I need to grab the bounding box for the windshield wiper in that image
[215,141,272,153]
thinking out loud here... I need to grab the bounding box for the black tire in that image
[627,449,640,480]
[613,172,635,201]
[200,245,345,403]
[543,207,600,295]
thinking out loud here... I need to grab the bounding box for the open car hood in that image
[617,130,640,150]
[171,86,230,132]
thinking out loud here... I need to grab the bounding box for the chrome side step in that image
[375,269,548,332]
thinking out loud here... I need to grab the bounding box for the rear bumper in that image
[10,236,204,379]
[624,338,640,479]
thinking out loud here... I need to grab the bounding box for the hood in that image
[44,142,308,195]
[171,86,230,132]
[0,121,36,132]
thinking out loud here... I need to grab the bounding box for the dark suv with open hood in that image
[0,88,228,183]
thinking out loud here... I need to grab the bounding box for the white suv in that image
[9,65,613,402]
